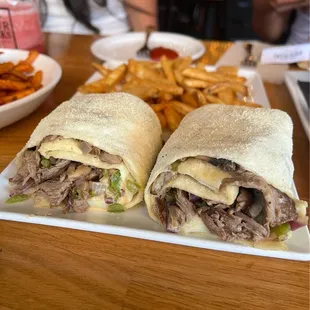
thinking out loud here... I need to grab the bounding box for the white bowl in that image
[0,49,62,129]
[91,32,206,62]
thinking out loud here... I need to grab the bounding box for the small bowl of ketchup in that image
[150,47,179,61]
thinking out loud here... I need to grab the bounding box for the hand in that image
[270,0,309,12]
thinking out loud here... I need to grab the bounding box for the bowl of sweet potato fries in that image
[78,57,262,134]
[0,49,62,129]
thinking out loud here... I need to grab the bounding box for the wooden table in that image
[0,34,309,310]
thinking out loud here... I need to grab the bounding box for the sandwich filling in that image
[8,136,140,213]
[150,157,308,242]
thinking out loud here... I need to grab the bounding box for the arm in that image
[123,0,158,31]
[252,0,291,42]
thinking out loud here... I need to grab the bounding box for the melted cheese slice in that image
[177,158,233,190]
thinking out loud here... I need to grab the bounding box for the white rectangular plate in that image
[285,71,310,139]
[1,67,309,261]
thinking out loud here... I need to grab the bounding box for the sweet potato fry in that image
[170,101,195,115]
[92,63,109,77]
[0,79,30,90]
[0,88,35,105]
[156,111,167,128]
[160,55,176,84]
[183,78,210,88]
[164,106,182,131]
[30,70,43,90]
[0,62,14,75]
[0,90,7,97]
[24,50,39,64]
[181,92,198,108]
[14,61,34,73]
[218,88,234,104]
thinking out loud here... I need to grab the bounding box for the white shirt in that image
[287,10,310,44]
[42,0,129,36]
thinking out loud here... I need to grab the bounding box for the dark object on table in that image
[298,81,310,107]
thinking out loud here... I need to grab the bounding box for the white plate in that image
[2,66,309,261]
[0,162,309,261]
[91,32,205,62]
[0,49,62,129]
[285,71,310,139]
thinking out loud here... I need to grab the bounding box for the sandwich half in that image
[8,93,162,213]
[145,104,308,249]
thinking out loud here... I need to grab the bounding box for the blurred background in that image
[157,0,292,43]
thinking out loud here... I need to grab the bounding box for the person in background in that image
[252,0,310,44]
[40,0,157,35]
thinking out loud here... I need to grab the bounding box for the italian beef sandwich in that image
[145,104,308,249]
[8,93,162,213]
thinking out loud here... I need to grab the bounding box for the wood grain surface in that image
[0,33,309,310]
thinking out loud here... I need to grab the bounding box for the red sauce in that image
[150,47,179,61]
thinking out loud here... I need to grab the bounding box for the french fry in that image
[160,55,176,84]
[158,91,173,101]
[191,90,207,106]
[150,102,167,112]
[133,63,164,82]
[11,69,28,81]
[246,102,262,108]
[0,62,14,75]
[0,79,30,90]
[181,92,198,108]
[170,101,195,115]
[183,78,210,88]
[173,69,187,88]
[229,82,247,96]
[196,62,206,71]
[182,68,221,83]
[216,66,238,76]
[218,88,234,104]
[30,70,43,90]
[174,56,192,72]
[205,94,224,104]
[136,79,183,96]
[104,64,126,86]
[92,63,109,77]
[24,50,39,64]
[124,72,136,83]
[203,82,230,95]
[156,111,167,128]
[78,79,112,94]
[0,90,7,97]
[164,106,182,131]
[14,61,34,73]
[122,85,159,100]
[0,88,35,105]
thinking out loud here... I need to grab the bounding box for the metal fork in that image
[136,26,154,58]
[242,43,257,67]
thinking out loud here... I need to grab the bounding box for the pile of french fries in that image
[78,57,261,132]
[0,50,42,106]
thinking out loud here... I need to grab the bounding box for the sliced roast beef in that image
[209,158,239,172]
[151,171,176,195]
[38,159,71,182]
[64,188,89,213]
[99,152,122,164]
[37,179,72,206]
[199,206,268,242]
[166,204,186,233]
[222,172,297,227]
[175,190,196,221]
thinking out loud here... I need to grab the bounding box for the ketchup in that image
[150,47,179,61]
